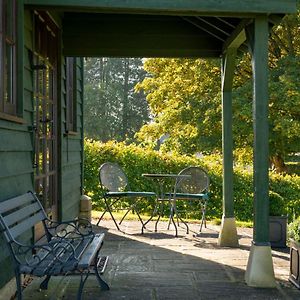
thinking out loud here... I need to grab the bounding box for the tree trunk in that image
[270,154,287,173]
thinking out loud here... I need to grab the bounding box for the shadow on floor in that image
[21,220,299,300]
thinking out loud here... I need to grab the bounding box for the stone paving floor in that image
[22,219,300,300]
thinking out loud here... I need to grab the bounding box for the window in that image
[66,57,77,133]
[0,0,17,115]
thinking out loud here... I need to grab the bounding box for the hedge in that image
[84,139,300,222]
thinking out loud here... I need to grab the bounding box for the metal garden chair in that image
[167,166,210,234]
[96,162,156,233]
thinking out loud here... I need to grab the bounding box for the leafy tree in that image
[135,58,221,154]
[84,57,150,142]
[136,10,300,172]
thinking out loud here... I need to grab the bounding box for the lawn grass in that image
[92,210,253,228]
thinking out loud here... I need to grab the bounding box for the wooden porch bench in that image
[0,192,109,300]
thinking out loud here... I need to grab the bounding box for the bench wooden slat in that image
[0,193,34,213]
[4,202,42,227]
[9,211,45,239]
[78,233,105,269]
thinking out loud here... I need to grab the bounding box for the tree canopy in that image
[135,9,300,171]
[84,57,150,142]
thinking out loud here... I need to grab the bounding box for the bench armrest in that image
[44,218,94,240]
[11,238,78,267]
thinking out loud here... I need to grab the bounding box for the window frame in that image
[0,0,17,117]
[66,57,77,134]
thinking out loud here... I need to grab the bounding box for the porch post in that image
[218,48,239,247]
[245,16,276,287]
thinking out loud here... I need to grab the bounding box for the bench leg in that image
[77,272,89,300]
[94,249,109,291]
[15,270,22,300]
[40,275,51,290]
[95,265,110,291]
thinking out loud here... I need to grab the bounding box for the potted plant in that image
[269,191,288,248]
[288,217,300,289]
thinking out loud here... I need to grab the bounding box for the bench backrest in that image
[0,192,47,243]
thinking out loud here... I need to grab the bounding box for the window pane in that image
[4,43,13,104]
[5,0,14,40]
[1,0,16,115]
[66,57,77,132]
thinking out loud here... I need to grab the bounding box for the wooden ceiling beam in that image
[24,0,297,15]
[181,17,226,42]
[222,19,250,53]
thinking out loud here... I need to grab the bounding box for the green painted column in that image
[221,48,236,218]
[245,16,275,288]
[251,17,270,245]
[218,48,239,247]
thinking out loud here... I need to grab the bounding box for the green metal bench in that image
[0,192,109,300]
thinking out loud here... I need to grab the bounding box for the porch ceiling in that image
[63,13,243,58]
[62,13,278,58]
[24,0,296,58]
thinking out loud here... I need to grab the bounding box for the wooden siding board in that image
[62,177,81,202]
[63,138,81,152]
[24,28,33,49]
[0,122,29,132]
[23,0,297,14]
[24,68,33,91]
[24,10,33,30]
[0,152,33,179]
[61,201,80,220]
[62,162,81,176]
[62,151,81,165]
[0,130,32,151]
[24,48,33,68]
[0,254,13,287]
[0,175,34,202]
[23,110,33,124]
[76,115,82,128]
[23,90,34,112]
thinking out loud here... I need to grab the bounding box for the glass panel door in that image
[33,12,58,228]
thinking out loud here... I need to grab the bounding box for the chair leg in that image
[199,201,207,232]
[96,210,107,226]
[174,205,189,234]
[119,208,131,225]
[40,275,51,290]
[14,270,22,300]
[167,201,172,230]
[104,198,121,231]
[155,202,164,232]
[169,205,178,237]
[143,202,158,228]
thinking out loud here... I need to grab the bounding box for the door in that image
[33,11,58,238]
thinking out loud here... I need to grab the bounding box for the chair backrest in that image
[99,162,128,192]
[0,192,47,243]
[176,166,209,194]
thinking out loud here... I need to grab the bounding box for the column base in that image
[245,242,276,287]
[218,216,239,247]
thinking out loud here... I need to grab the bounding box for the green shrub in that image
[269,191,286,216]
[288,217,300,242]
[84,139,300,222]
